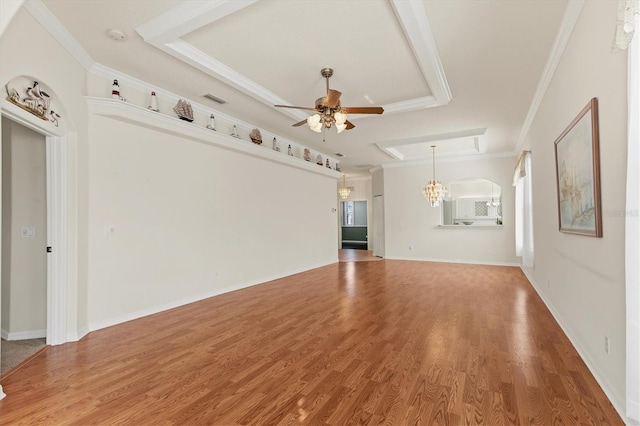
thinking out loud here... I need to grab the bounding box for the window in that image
[342,201,354,226]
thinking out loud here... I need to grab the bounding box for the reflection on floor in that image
[338,249,382,262]
[1,338,46,376]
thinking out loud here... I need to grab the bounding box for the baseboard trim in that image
[519,266,633,425]
[67,325,89,342]
[1,329,46,341]
[88,259,337,333]
[386,256,520,267]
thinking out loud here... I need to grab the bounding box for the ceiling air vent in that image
[203,94,227,104]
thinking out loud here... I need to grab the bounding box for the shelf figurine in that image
[249,128,262,144]
[112,79,120,99]
[206,114,216,131]
[288,144,293,156]
[231,125,241,138]
[148,91,159,112]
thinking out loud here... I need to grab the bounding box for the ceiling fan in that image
[274,68,383,134]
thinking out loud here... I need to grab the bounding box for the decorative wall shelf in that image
[85,97,342,179]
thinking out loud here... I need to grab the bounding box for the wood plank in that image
[0,260,623,425]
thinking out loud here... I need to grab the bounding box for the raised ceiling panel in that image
[182,0,432,107]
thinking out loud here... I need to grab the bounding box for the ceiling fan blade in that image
[274,104,317,112]
[341,106,384,114]
[324,89,342,108]
[292,119,307,127]
[345,120,355,130]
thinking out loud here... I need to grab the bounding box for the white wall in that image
[522,0,628,416]
[1,7,87,338]
[86,110,338,330]
[1,118,47,339]
[382,155,518,265]
[1,6,341,340]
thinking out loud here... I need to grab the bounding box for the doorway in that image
[340,200,368,250]
[1,117,48,373]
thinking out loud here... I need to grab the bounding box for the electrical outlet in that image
[605,336,610,354]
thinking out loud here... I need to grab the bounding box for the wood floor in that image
[0,260,622,425]
[338,249,382,263]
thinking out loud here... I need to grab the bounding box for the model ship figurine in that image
[249,128,262,145]
[173,99,194,122]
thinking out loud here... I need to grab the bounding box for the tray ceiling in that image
[37,0,571,174]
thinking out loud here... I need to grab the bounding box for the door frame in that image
[2,103,68,346]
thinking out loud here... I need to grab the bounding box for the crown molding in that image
[134,0,451,124]
[379,150,519,170]
[389,0,452,105]
[23,0,94,70]
[383,96,441,114]
[135,0,258,44]
[161,39,307,121]
[376,128,487,160]
[19,1,322,161]
[514,0,586,152]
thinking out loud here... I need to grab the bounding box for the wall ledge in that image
[85,97,342,179]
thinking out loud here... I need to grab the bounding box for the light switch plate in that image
[21,227,35,238]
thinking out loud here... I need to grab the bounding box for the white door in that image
[373,195,384,257]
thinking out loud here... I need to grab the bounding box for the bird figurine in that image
[31,81,44,98]
[49,110,61,127]
[6,86,20,103]
[24,86,39,109]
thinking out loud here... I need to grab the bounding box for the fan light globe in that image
[307,114,321,126]
[334,112,346,124]
[336,123,347,133]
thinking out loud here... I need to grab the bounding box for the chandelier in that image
[338,175,351,199]
[486,182,500,207]
[422,145,446,207]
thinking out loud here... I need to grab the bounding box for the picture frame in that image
[554,97,602,237]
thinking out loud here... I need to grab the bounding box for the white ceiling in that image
[38,0,570,175]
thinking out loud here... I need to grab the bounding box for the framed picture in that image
[554,97,602,237]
